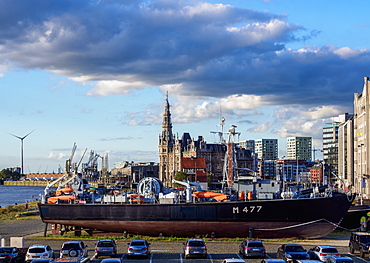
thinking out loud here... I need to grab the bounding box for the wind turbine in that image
[9,130,35,175]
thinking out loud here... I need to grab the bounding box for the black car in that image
[239,239,266,258]
[95,239,117,258]
[324,257,354,263]
[277,244,310,263]
[0,247,26,263]
[349,232,370,257]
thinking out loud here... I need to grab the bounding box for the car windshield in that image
[248,242,264,248]
[0,248,13,253]
[130,241,145,246]
[29,248,46,253]
[62,244,80,250]
[322,248,338,253]
[359,236,370,242]
[286,246,305,252]
[188,241,205,247]
[98,241,114,247]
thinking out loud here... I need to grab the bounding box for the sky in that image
[1,0,370,174]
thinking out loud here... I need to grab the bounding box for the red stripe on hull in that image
[43,219,336,239]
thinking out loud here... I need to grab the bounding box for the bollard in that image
[249,228,254,238]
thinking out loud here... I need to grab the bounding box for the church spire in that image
[161,92,173,144]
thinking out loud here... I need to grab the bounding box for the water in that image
[0,185,46,208]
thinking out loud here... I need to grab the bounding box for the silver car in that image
[95,239,117,258]
[127,240,150,258]
[183,238,207,259]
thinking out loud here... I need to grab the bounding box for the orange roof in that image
[182,157,206,169]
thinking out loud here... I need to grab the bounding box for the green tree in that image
[0,169,21,180]
[173,171,188,187]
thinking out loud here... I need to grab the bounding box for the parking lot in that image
[21,238,369,263]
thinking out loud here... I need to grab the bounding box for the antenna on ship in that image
[9,130,35,175]
[211,115,226,144]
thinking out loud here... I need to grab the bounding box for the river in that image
[0,185,46,208]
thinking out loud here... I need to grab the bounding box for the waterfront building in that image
[258,160,276,179]
[275,159,309,184]
[111,161,159,183]
[239,140,255,153]
[354,77,370,204]
[323,113,353,183]
[158,96,255,186]
[338,117,354,191]
[287,137,312,161]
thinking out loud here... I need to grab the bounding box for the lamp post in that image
[359,144,364,205]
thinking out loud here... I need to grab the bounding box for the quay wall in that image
[4,181,100,187]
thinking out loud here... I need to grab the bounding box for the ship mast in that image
[211,118,241,188]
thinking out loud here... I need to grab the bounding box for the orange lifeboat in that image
[56,187,74,195]
[47,195,76,204]
[213,194,227,202]
[128,194,145,198]
[192,191,225,198]
[130,199,145,203]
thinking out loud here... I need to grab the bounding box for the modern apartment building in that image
[287,137,312,160]
[239,140,255,153]
[323,113,353,180]
[254,139,278,160]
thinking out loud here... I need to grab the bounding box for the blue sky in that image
[0,0,369,173]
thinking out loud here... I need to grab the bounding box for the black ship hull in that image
[38,193,352,239]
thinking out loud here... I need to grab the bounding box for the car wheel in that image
[360,249,365,258]
[349,245,354,254]
[68,249,78,257]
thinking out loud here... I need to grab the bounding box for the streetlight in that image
[358,144,364,205]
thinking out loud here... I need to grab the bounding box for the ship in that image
[38,120,354,239]
[38,153,354,239]
[38,186,353,239]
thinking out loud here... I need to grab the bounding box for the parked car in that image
[348,232,370,257]
[239,239,266,258]
[183,238,207,259]
[30,260,54,263]
[261,260,286,263]
[26,245,54,262]
[95,239,117,258]
[100,259,123,263]
[221,258,245,263]
[0,247,26,263]
[324,257,354,263]
[60,241,88,258]
[307,246,340,261]
[54,257,90,263]
[127,240,150,258]
[277,244,310,263]
[296,260,322,263]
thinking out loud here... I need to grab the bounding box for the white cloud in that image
[248,122,273,133]
[47,152,67,160]
[87,80,147,96]
[334,47,368,59]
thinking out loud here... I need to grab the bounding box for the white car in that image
[308,246,340,261]
[222,258,245,263]
[26,244,54,262]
